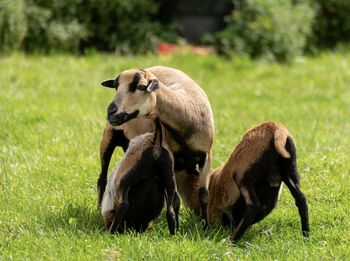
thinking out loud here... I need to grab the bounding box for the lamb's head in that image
[102,69,159,126]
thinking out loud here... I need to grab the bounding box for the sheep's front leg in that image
[198,151,212,227]
[97,124,129,208]
[157,150,177,235]
[231,186,263,241]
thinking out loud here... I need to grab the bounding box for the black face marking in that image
[108,110,139,126]
[128,73,141,92]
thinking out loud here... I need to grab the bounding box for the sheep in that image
[100,66,215,225]
[184,121,309,240]
[101,118,179,235]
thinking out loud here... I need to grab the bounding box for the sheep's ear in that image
[147,79,159,92]
[101,79,116,88]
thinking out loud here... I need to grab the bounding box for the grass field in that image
[1,52,350,260]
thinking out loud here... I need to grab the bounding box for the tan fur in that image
[228,122,277,184]
[207,167,240,224]
[146,66,215,152]
[120,118,155,140]
[174,170,201,213]
[274,126,291,158]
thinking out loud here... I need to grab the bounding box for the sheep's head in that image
[102,69,159,126]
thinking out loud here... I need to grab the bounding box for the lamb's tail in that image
[274,127,291,159]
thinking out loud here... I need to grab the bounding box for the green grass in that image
[1,52,350,260]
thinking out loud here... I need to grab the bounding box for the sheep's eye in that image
[137,84,147,91]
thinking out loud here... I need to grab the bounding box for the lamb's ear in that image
[147,79,159,92]
[101,79,116,88]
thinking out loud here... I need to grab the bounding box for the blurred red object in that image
[157,43,213,55]
[157,43,179,55]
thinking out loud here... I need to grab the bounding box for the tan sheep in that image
[100,66,215,224]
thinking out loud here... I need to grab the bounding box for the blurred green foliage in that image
[1,0,350,58]
[309,0,350,50]
[205,0,314,62]
[0,0,27,51]
[0,0,178,53]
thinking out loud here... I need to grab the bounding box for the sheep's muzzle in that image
[108,110,139,126]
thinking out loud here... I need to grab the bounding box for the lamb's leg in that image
[282,170,309,238]
[198,151,212,227]
[97,124,129,208]
[231,186,263,241]
[157,149,177,235]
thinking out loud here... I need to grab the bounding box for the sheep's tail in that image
[274,127,291,159]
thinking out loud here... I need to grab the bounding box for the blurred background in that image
[1,0,350,62]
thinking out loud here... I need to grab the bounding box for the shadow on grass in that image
[145,208,236,243]
[40,201,104,233]
[39,200,303,245]
[168,208,306,246]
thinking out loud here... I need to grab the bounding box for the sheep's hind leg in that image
[198,151,212,227]
[282,170,309,238]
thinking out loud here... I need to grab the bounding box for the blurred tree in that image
[205,0,314,62]
[0,0,27,51]
[309,0,350,49]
